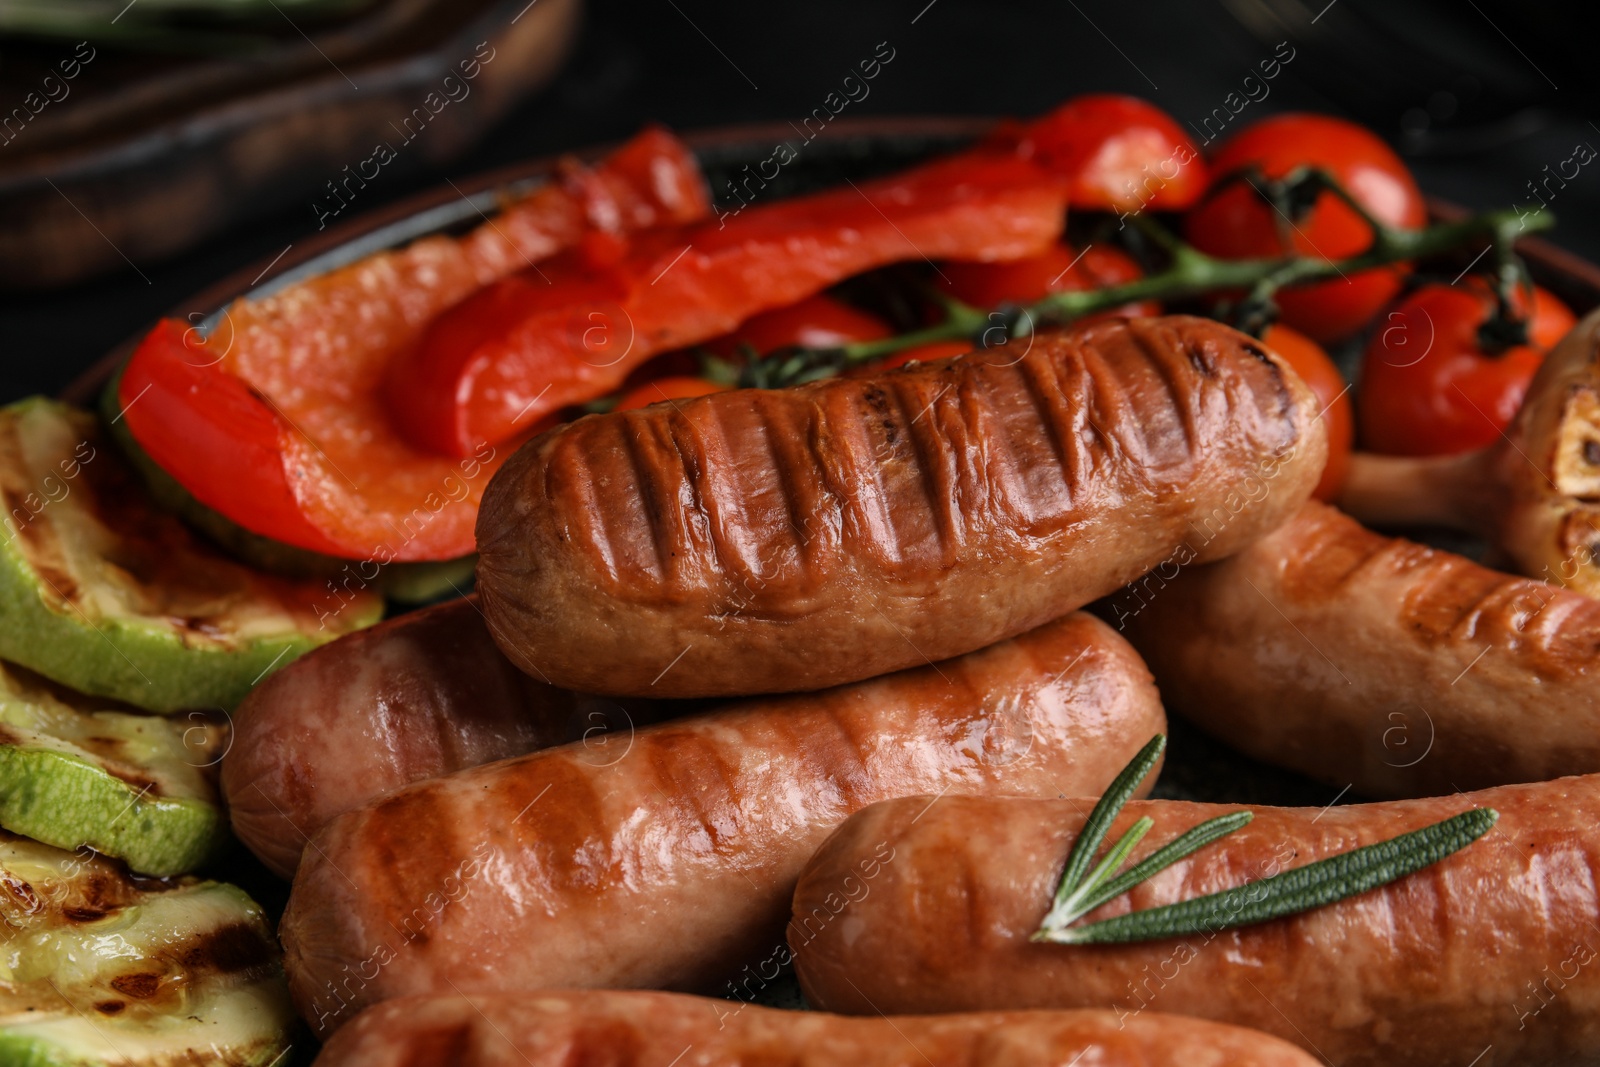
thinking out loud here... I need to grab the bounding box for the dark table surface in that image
[3,0,1598,402]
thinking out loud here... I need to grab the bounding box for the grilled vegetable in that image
[388,146,1068,454]
[0,662,225,876]
[101,373,475,605]
[0,397,382,712]
[0,831,294,1066]
[117,129,711,562]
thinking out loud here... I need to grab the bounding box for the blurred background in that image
[1,0,1594,399]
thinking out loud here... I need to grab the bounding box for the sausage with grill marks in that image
[222,597,674,878]
[1117,500,1600,797]
[278,611,1164,1034]
[475,315,1326,698]
[312,990,1323,1067]
[790,781,1600,1067]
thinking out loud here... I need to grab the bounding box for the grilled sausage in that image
[279,611,1164,1035]
[475,315,1325,698]
[222,597,670,877]
[1114,500,1600,798]
[791,780,1600,1067]
[313,990,1323,1067]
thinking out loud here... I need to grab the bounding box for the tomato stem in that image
[1475,241,1536,355]
[840,299,992,363]
[1023,201,1551,339]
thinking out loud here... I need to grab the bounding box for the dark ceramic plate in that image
[67,117,1600,1039]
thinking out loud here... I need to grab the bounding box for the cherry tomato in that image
[1523,283,1579,350]
[613,376,730,411]
[1261,325,1352,500]
[1356,282,1576,456]
[939,242,1160,321]
[1185,114,1427,343]
[704,293,891,358]
[998,95,1209,211]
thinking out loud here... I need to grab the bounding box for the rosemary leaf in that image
[1046,810,1254,933]
[1050,807,1497,945]
[1050,735,1166,908]
[1050,816,1153,927]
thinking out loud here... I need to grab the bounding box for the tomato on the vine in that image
[997,95,1209,211]
[1356,281,1576,456]
[1521,283,1580,350]
[1185,114,1427,344]
[613,376,730,411]
[1261,324,1352,500]
[939,242,1159,321]
[704,293,891,357]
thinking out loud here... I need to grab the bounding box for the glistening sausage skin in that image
[312,990,1322,1067]
[791,781,1600,1067]
[1116,501,1600,797]
[279,612,1164,1034]
[222,597,669,877]
[475,316,1325,697]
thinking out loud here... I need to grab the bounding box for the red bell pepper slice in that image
[385,149,1069,455]
[118,128,710,561]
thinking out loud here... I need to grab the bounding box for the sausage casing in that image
[312,990,1322,1067]
[279,612,1163,1034]
[790,781,1600,1067]
[221,597,669,877]
[476,315,1324,697]
[1115,500,1600,797]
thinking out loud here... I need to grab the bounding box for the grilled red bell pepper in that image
[386,149,1069,455]
[119,128,710,561]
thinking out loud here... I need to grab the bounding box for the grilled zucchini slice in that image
[0,397,382,712]
[0,662,225,876]
[0,831,295,1066]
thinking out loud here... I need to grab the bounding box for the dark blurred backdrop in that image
[2,0,1596,400]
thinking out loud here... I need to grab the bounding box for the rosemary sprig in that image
[1033,734,1254,940]
[1031,735,1498,946]
[1049,734,1166,911]
[1053,808,1497,945]
[1033,810,1255,939]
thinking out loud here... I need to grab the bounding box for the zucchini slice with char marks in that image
[0,831,295,1066]
[0,662,225,876]
[0,398,382,712]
